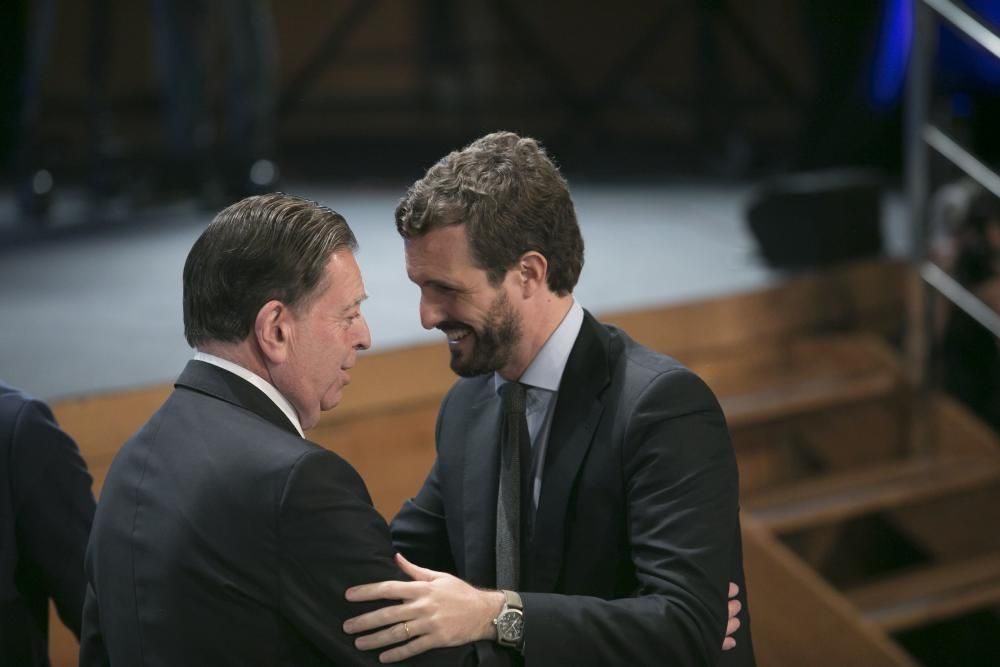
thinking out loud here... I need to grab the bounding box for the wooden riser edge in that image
[742,515,919,667]
[605,259,906,366]
[745,455,1000,534]
[846,553,1000,633]
[722,368,903,429]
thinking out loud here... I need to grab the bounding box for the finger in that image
[722,637,736,651]
[378,635,438,663]
[346,580,424,602]
[728,598,742,618]
[354,622,413,651]
[344,604,411,635]
[728,582,739,599]
[395,553,437,582]
[726,616,741,637]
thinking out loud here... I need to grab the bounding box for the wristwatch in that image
[493,589,524,649]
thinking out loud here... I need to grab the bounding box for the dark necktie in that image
[496,381,531,590]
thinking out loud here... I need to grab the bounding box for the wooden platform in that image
[46,259,1000,667]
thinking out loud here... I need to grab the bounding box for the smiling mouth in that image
[441,328,472,344]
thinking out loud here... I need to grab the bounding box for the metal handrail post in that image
[906,0,935,389]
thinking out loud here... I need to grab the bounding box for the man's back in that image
[81,362,484,666]
[84,370,328,665]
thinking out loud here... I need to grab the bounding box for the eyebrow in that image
[341,294,369,313]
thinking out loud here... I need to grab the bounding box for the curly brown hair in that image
[395,132,584,295]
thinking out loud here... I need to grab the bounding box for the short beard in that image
[450,290,522,377]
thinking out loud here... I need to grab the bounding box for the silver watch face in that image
[497,609,524,642]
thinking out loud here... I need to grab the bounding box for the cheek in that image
[328,331,353,364]
[453,300,482,325]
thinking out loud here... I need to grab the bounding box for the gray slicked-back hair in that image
[183,193,357,347]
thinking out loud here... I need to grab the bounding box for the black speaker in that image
[745,170,885,270]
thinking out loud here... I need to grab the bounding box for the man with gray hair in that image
[80,193,507,666]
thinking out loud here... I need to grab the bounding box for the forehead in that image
[318,249,366,304]
[404,225,482,282]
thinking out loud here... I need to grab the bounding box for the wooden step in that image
[720,367,901,429]
[845,553,1000,633]
[745,456,1000,533]
[688,334,906,429]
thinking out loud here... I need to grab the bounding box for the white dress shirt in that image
[192,351,304,437]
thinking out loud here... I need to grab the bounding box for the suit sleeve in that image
[390,457,457,572]
[9,397,96,638]
[277,448,499,667]
[79,582,109,667]
[390,390,457,572]
[520,368,740,667]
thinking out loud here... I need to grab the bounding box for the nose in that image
[354,314,372,351]
[419,293,441,330]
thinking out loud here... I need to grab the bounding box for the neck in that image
[499,294,573,381]
[197,339,270,380]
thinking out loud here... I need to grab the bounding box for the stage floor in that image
[0,180,910,400]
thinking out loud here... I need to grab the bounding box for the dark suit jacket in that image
[392,313,755,666]
[81,361,502,667]
[0,381,96,667]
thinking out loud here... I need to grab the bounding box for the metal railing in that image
[907,0,1000,386]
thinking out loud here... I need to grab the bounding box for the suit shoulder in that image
[605,324,688,376]
[293,443,364,483]
[1,388,79,467]
[0,381,31,411]
[116,389,319,484]
[604,324,720,407]
[279,445,378,512]
[0,385,54,433]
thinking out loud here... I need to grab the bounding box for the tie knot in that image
[501,381,527,415]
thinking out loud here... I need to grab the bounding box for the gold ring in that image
[403,622,411,640]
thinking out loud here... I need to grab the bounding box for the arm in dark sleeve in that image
[521,369,741,667]
[10,397,96,638]
[390,456,456,572]
[390,394,457,572]
[79,582,109,667]
[278,448,496,667]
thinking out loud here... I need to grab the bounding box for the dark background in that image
[0,0,907,192]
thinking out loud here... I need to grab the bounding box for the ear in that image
[516,251,549,297]
[254,300,293,365]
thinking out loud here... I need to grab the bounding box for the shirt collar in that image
[193,351,305,437]
[495,300,584,395]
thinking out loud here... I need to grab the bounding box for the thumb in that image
[396,552,438,581]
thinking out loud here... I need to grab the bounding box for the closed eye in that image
[427,281,465,296]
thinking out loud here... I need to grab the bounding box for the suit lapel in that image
[529,312,611,591]
[175,360,300,437]
[462,382,503,587]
